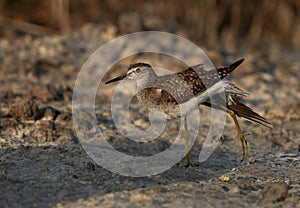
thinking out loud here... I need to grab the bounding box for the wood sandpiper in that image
[105,58,271,167]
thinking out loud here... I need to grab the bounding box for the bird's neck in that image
[136,69,158,90]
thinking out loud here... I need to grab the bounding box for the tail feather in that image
[228,98,272,128]
[217,58,245,79]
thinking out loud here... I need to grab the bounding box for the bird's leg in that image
[183,116,191,167]
[226,109,248,161]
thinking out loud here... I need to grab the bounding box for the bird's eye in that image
[135,68,141,73]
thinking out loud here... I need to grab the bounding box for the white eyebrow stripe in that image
[127,68,136,75]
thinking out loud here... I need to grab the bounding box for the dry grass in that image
[0,0,299,50]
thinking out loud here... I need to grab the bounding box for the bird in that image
[105,58,271,167]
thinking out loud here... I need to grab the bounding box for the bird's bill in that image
[105,74,126,84]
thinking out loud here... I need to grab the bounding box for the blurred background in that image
[0,0,300,53]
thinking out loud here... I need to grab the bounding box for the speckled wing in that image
[152,64,221,104]
[137,59,245,106]
[171,58,245,100]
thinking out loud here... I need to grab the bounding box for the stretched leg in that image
[183,116,190,167]
[226,109,248,161]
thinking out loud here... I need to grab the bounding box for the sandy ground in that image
[0,24,299,207]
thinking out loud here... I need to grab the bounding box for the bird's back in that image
[136,59,244,107]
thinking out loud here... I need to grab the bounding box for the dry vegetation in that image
[0,0,300,51]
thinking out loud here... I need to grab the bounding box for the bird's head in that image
[105,62,156,85]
